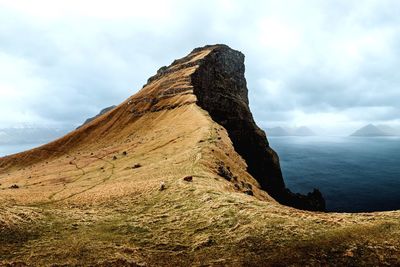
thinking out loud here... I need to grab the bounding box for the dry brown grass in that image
[1,45,400,266]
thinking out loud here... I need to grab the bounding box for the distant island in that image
[351,124,398,137]
[266,126,316,136]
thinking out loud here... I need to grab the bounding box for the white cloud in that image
[0,0,174,20]
[0,0,399,135]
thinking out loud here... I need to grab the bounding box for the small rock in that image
[160,181,166,191]
[10,184,19,189]
[132,163,142,169]
[343,249,354,257]
[217,162,234,181]
[242,182,252,190]
[112,156,118,160]
[244,189,253,196]
[122,151,127,156]
[183,176,193,182]
[157,66,168,74]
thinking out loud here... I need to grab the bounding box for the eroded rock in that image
[191,45,325,211]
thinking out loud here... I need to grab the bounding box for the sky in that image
[0,0,400,136]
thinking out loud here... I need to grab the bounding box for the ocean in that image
[269,136,400,212]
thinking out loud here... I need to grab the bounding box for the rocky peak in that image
[190,45,325,211]
[117,44,325,211]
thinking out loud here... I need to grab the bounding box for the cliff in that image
[190,45,324,210]
[0,44,324,211]
[1,45,399,266]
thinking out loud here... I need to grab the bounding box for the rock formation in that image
[2,44,400,266]
[0,44,324,211]
[190,45,324,211]
[140,44,324,210]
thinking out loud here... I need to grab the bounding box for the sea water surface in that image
[269,136,400,212]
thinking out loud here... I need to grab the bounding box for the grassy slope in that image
[1,45,400,266]
[1,104,400,266]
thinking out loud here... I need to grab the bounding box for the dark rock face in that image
[191,45,325,211]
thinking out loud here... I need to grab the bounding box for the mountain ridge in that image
[1,45,400,266]
[77,105,117,129]
[0,44,324,211]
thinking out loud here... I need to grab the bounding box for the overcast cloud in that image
[0,0,400,135]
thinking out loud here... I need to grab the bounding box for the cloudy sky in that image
[0,0,399,135]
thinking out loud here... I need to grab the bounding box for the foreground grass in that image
[2,182,400,266]
[1,105,400,266]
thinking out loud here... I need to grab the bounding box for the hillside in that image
[77,105,117,129]
[1,45,400,266]
[377,125,399,135]
[351,124,393,136]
